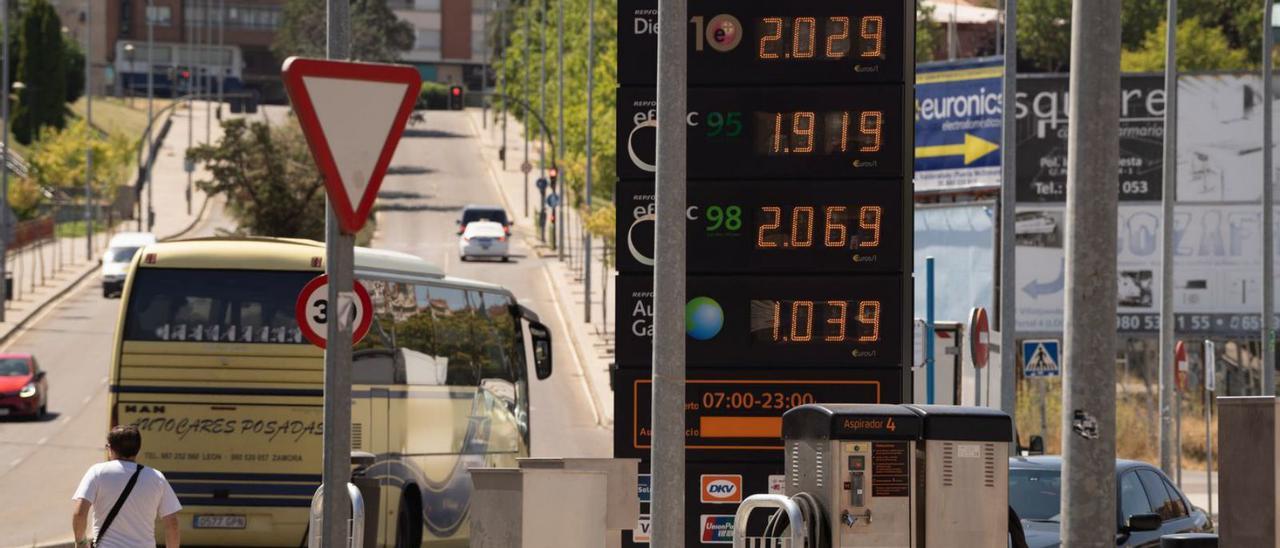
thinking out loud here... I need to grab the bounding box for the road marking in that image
[0,271,99,353]
[58,415,71,425]
[100,377,107,385]
[37,437,47,445]
[538,262,603,426]
[82,395,92,405]
[9,458,22,467]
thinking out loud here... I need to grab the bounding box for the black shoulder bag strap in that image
[95,463,144,546]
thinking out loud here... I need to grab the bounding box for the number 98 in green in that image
[701,205,742,232]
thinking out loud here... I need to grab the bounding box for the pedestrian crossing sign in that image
[1023,339,1060,377]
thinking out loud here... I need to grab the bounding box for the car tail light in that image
[497,235,506,242]
[462,237,470,243]
[504,225,511,235]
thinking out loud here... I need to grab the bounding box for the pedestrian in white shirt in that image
[72,425,182,548]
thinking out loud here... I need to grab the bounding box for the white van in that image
[101,232,156,297]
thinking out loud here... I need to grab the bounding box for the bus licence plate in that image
[194,515,246,529]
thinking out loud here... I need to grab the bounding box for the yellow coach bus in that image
[108,237,553,547]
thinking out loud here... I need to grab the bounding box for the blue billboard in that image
[914,57,1003,193]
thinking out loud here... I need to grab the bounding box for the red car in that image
[0,354,47,419]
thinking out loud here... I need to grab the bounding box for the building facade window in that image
[146,5,172,26]
[414,0,442,11]
[415,29,442,51]
[184,2,282,30]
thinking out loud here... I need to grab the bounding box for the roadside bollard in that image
[1160,533,1219,547]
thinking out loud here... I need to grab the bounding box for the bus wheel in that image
[395,488,423,548]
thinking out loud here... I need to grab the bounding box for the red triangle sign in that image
[282,57,421,234]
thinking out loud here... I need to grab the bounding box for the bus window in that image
[479,292,518,382]
[398,284,445,386]
[124,269,314,343]
[354,279,397,386]
[426,285,479,386]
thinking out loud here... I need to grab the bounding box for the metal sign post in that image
[282,48,419,545]
[1204,339,1216,518]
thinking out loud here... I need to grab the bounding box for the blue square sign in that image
[1023,339,1060,377]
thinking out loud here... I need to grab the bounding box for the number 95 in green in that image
[704,111,743,138]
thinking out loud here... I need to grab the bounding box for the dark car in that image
[457,205,511,235]
[1010,456,1212,547]
[0,354,48,419]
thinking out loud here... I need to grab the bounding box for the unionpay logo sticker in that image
[700,515,735,544]
[700,474,743,504]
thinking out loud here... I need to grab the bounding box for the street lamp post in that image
[146,0,155,232]
[1,0,9,321]
[123,44,135,106]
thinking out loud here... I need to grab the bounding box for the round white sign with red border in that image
[295,274,373,349]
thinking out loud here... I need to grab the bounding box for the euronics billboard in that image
[914,57,1003,193]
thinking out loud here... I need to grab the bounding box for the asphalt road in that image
[0,110,608,547]
[372,110,610,458]
[0,202,231,547]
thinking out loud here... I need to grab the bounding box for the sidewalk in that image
[464,108,617,427]
[0,100,220,347]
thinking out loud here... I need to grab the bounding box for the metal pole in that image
[1159,0,1179,478]
[321,1,353,546]
[185,1,193,217]
[998,0,1018,419]
[1205,351,1214,519]
[499,1,507,168]
[217,0,224,107]
[482,0,489,129]
[651,0,687,537]
[1263,0,1276,395]
[0,0,8,321]
[583,0,593,322]
[539,0,546,183]
[523,10,529,218]
[84,0,93,261]
[146,0,155,233]
[1060,0,1120,544]
[203,0,211,143]
[926,256,936,404]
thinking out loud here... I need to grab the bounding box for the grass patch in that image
[56,219,111,239]
[68,96,173,139]
[1015,375,1217,470]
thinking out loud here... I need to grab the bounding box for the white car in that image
[459,221,509,262]
[102,232,156,298]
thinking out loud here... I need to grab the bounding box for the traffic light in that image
[449,85,464,110]
[548,166,558,189]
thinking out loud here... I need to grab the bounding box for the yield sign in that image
[282,57,421,233]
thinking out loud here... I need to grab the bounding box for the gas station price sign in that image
[617,86,904,180]
[617,0,911,86]
[615,275,903,367]
[616,179,902,273]
[614,367,902,461]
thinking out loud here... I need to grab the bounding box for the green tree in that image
[27,119,133,202]
[12,0,67,145]
[64,35,85,104]
[273,0,414,62]
[917,3,942,63]
[188,118,327,239]
[1121,17,1250,72]
[1015,0,1183,71]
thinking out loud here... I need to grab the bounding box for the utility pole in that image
[651,0,687,541]
[583,0,593,322]
[321,1,353,545]
[84,0,93,261]
[1,0,9,322]
[146,0,156,233]
[1159,0,1179,477]
[204,0,211,143]
[186,0,194,217]
[1263,0,1276,395]
[217,0,225,108]
[523,9,530,218]
[1061,1,1120,545]
[998,0,1018,419]
[481,0,490,128]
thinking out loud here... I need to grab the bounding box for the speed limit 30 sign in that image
[295,274,374,349]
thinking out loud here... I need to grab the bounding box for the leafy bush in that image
[419,82,450,110]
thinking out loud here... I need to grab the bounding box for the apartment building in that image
[390,0,494,90]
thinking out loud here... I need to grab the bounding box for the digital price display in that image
[614,367,902,461]
[617,0,909,85]
[616,274,903,367]
[615,179,903,273]
[617,86,904,180]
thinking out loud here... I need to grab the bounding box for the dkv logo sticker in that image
[700,474,742,504]
[700,515,735,544]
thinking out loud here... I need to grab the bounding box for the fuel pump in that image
[734,404,1012,548]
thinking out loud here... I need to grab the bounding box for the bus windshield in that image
[124,268,317,344]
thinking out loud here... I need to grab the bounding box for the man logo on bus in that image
[700,474,742,504]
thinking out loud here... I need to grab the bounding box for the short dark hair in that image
[107,425,142,459]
